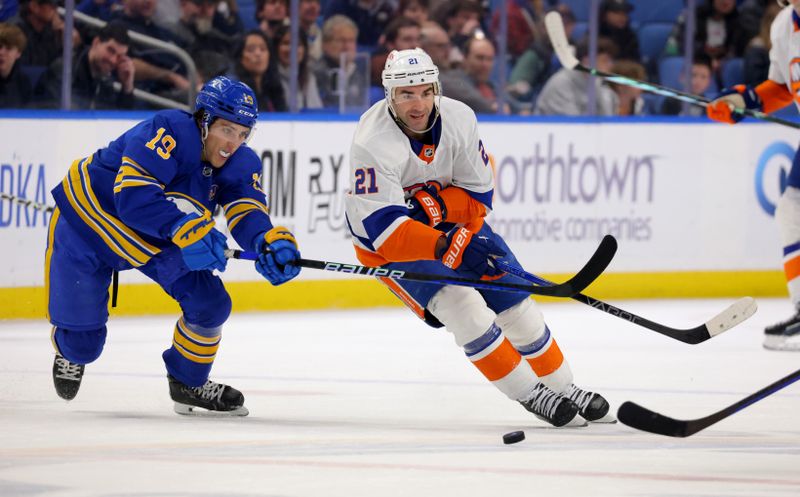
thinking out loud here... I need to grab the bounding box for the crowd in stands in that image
[0,0,788,116]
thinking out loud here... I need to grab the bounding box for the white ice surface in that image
[1,298,799,497]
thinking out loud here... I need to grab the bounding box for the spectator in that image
[37,20,135,109]
[660,55,713,117]
[111,0,190,95]
[432,0,482,66]
[169,0,242,57]
[232,29,287,111]
[491,0,546,61]
[370,17,421,86]
[399,0,429,26]
[299,0,321,61]
[743,1,781,86]
[737,0,771,46]
[598,0,639,62]
[322,0,394,48]
[419,20,452,70]
[13,0,81,66]
[506,5,576,113]
[534,37,617,116]
[0,21,31,107]
[608,59,646,115]
[271,23,322,110]
[664,0,748,75]
[77,0,124,21]
[311,14,368,110]
[440,34,501,114]
[192,48,230,89]
[255,0,287,38]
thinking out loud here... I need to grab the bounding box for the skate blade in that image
[561,414,588,428]
[173,402,249,417]
[763,337,800,351]
[588,413,617,424]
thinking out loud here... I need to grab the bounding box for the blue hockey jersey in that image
[51,110,273,270]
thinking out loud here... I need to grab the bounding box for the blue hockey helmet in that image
[195,76,258,129]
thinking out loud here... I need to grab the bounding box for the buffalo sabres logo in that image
[243,94,254,105]
[251,172,264,193]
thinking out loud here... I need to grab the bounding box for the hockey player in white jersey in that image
[707,0,800,351]
[344,48,612,427]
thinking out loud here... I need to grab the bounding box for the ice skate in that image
[168,375,249,416]
[519,383,585,427]
[763,310,800,351]
[563,384,615,423]
[52,354,85,401]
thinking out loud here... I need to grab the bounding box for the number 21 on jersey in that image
[354,167,378,194]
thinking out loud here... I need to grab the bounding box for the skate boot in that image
[52,354,85,401]
[519,383,584,427]
[563,384,615,423]
[168,375,249,416]
[764,309,800,351]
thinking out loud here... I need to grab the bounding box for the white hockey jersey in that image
[768,6,800,111]
[345,96,495,266]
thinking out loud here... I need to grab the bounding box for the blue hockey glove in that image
[256,226,301,286]
[170,212,227,272]
[438,226,506,279]
[707,85,762,124]
[407,185,447,226]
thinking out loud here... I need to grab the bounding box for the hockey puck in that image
[502,430,525,444]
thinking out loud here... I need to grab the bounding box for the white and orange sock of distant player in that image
[495,298,573,393]
[428,286,539,400]
[775,187,800,308]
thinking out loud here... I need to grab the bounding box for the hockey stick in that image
[617,367,800,437]
[543,11,800,130]
[0,192,55,212]
[225,234,616,298]
[495,260,757,344]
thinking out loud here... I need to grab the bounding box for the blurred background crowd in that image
[0,0,791,117]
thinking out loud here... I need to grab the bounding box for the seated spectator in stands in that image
[299,0,321,61]
[535,37,617,116]
[736,0,770,48]
[420,20,452,70]
[440,34,502,114]
[256,0,287,38]
[432,0,483,66]
[599,0,639,62]
[271,23,321,110]
[608,59,646,115]
[660,55,713,117]
[232,29,286,111]
[322,0,393,48]
[0,22,31,107]
[37,20,135,109]
[399,0,428,26]
[78,0,123,21]
[111,0,189,95]
[491,0,546,62]
[370,17,421,86]
[169,0,242,57]
[664,0,747,75]
[1,0,19,22]
[743,1,780,86]
[506,5,575,113]
[311,14,368,109]
[13,0,81,66]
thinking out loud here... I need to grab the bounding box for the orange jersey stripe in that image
[375,219,443,262]
[471,338,522,381]
[525,340,564,377]
[755,80,794,114]
[439,187,487,224]
[784,254,800,282]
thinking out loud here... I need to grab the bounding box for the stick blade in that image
[544,11,579,69]
[555,234,617,296]
[705,297,758,337]
[617,401,693,438]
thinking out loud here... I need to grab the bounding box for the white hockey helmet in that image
[382,48,441,132]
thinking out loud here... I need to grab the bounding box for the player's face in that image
[204,118,252,168]
[392,83,435,132]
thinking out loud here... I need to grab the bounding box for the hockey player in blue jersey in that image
[46,76,301,416]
